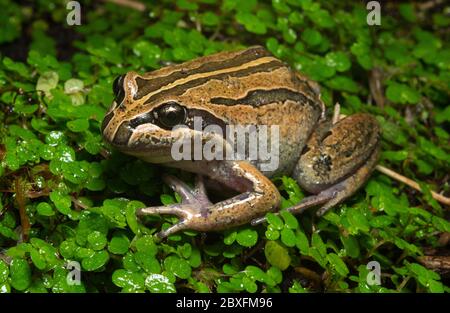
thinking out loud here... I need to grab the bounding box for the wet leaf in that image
[10,258,31,291]
[108,233,130,255]
[265,241,291,270]
[81,250,110,271]
[164,255,191,279]
[145,274,176,293]
[236,228,258,247]
[112,269,145,291]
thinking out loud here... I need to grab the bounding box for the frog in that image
[101,46,380,239]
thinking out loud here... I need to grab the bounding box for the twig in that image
[26,190,50,199]
[438,232,450,246]
[102,0,146,11]
[15,178,30,242]
[241,239,265,263]
[195,18,202,33]
[72,197,90,210]
[209,24,222,41]
[294,266,322,288]
[418,0,444,11]
[0,252,12,265]
[375,165,450,206]
[365,239,387,258]
[396,276,411,292]
[332,102,341,124]
[99,148,111,159]
[369,68,385,109]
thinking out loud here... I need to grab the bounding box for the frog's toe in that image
[251,191,334,226]
[162,174,212,206]
[137,175,212,218]
[155,220,187,241]
[137,204,190,219]
[137,174,215,239]
[192,175,210,204]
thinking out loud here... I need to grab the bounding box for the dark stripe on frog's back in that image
[210,88,321,111]
[142,60,285,106]
[134,46,273,100]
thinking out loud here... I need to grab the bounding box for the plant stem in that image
[375,165,450,206]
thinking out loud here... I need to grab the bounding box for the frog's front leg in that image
[137,174,212,238]
[138,160,281,239]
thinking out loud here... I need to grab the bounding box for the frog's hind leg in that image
[252,113,380,225]
[154,220,188,239]
[137,174,212,239]
[297,112,380,212]
[297,112,380,214]
[252,142,380,226]
[293,145,379,217]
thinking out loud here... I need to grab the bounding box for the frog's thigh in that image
[252,144,380,225]
[292,113,380,213]
[315,145,380,215]
[294,113,380,192]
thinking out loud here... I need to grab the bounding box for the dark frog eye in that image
[112,74,125,105]
[154,102,187,129]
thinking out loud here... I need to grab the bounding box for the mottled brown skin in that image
[101,46,381,239]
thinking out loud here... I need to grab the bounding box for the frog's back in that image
[109,46,324,177]
[166,46,324,177]
[133,46,322,112]
[137,46,324,177]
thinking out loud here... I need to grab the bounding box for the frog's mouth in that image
[124,148,175,164]
[106,123,180,161]
[105,119,232,165]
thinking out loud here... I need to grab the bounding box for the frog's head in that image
[101,66,233,164]
[101,71,198,163]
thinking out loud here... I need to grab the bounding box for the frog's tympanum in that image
[101,46,380,239]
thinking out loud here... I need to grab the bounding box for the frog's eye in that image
[154,102,187,129]
[112,75,125,105]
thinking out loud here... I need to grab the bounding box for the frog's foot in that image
[251,144,380,226]
[137,174,212,239]
[250,190,333,225]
